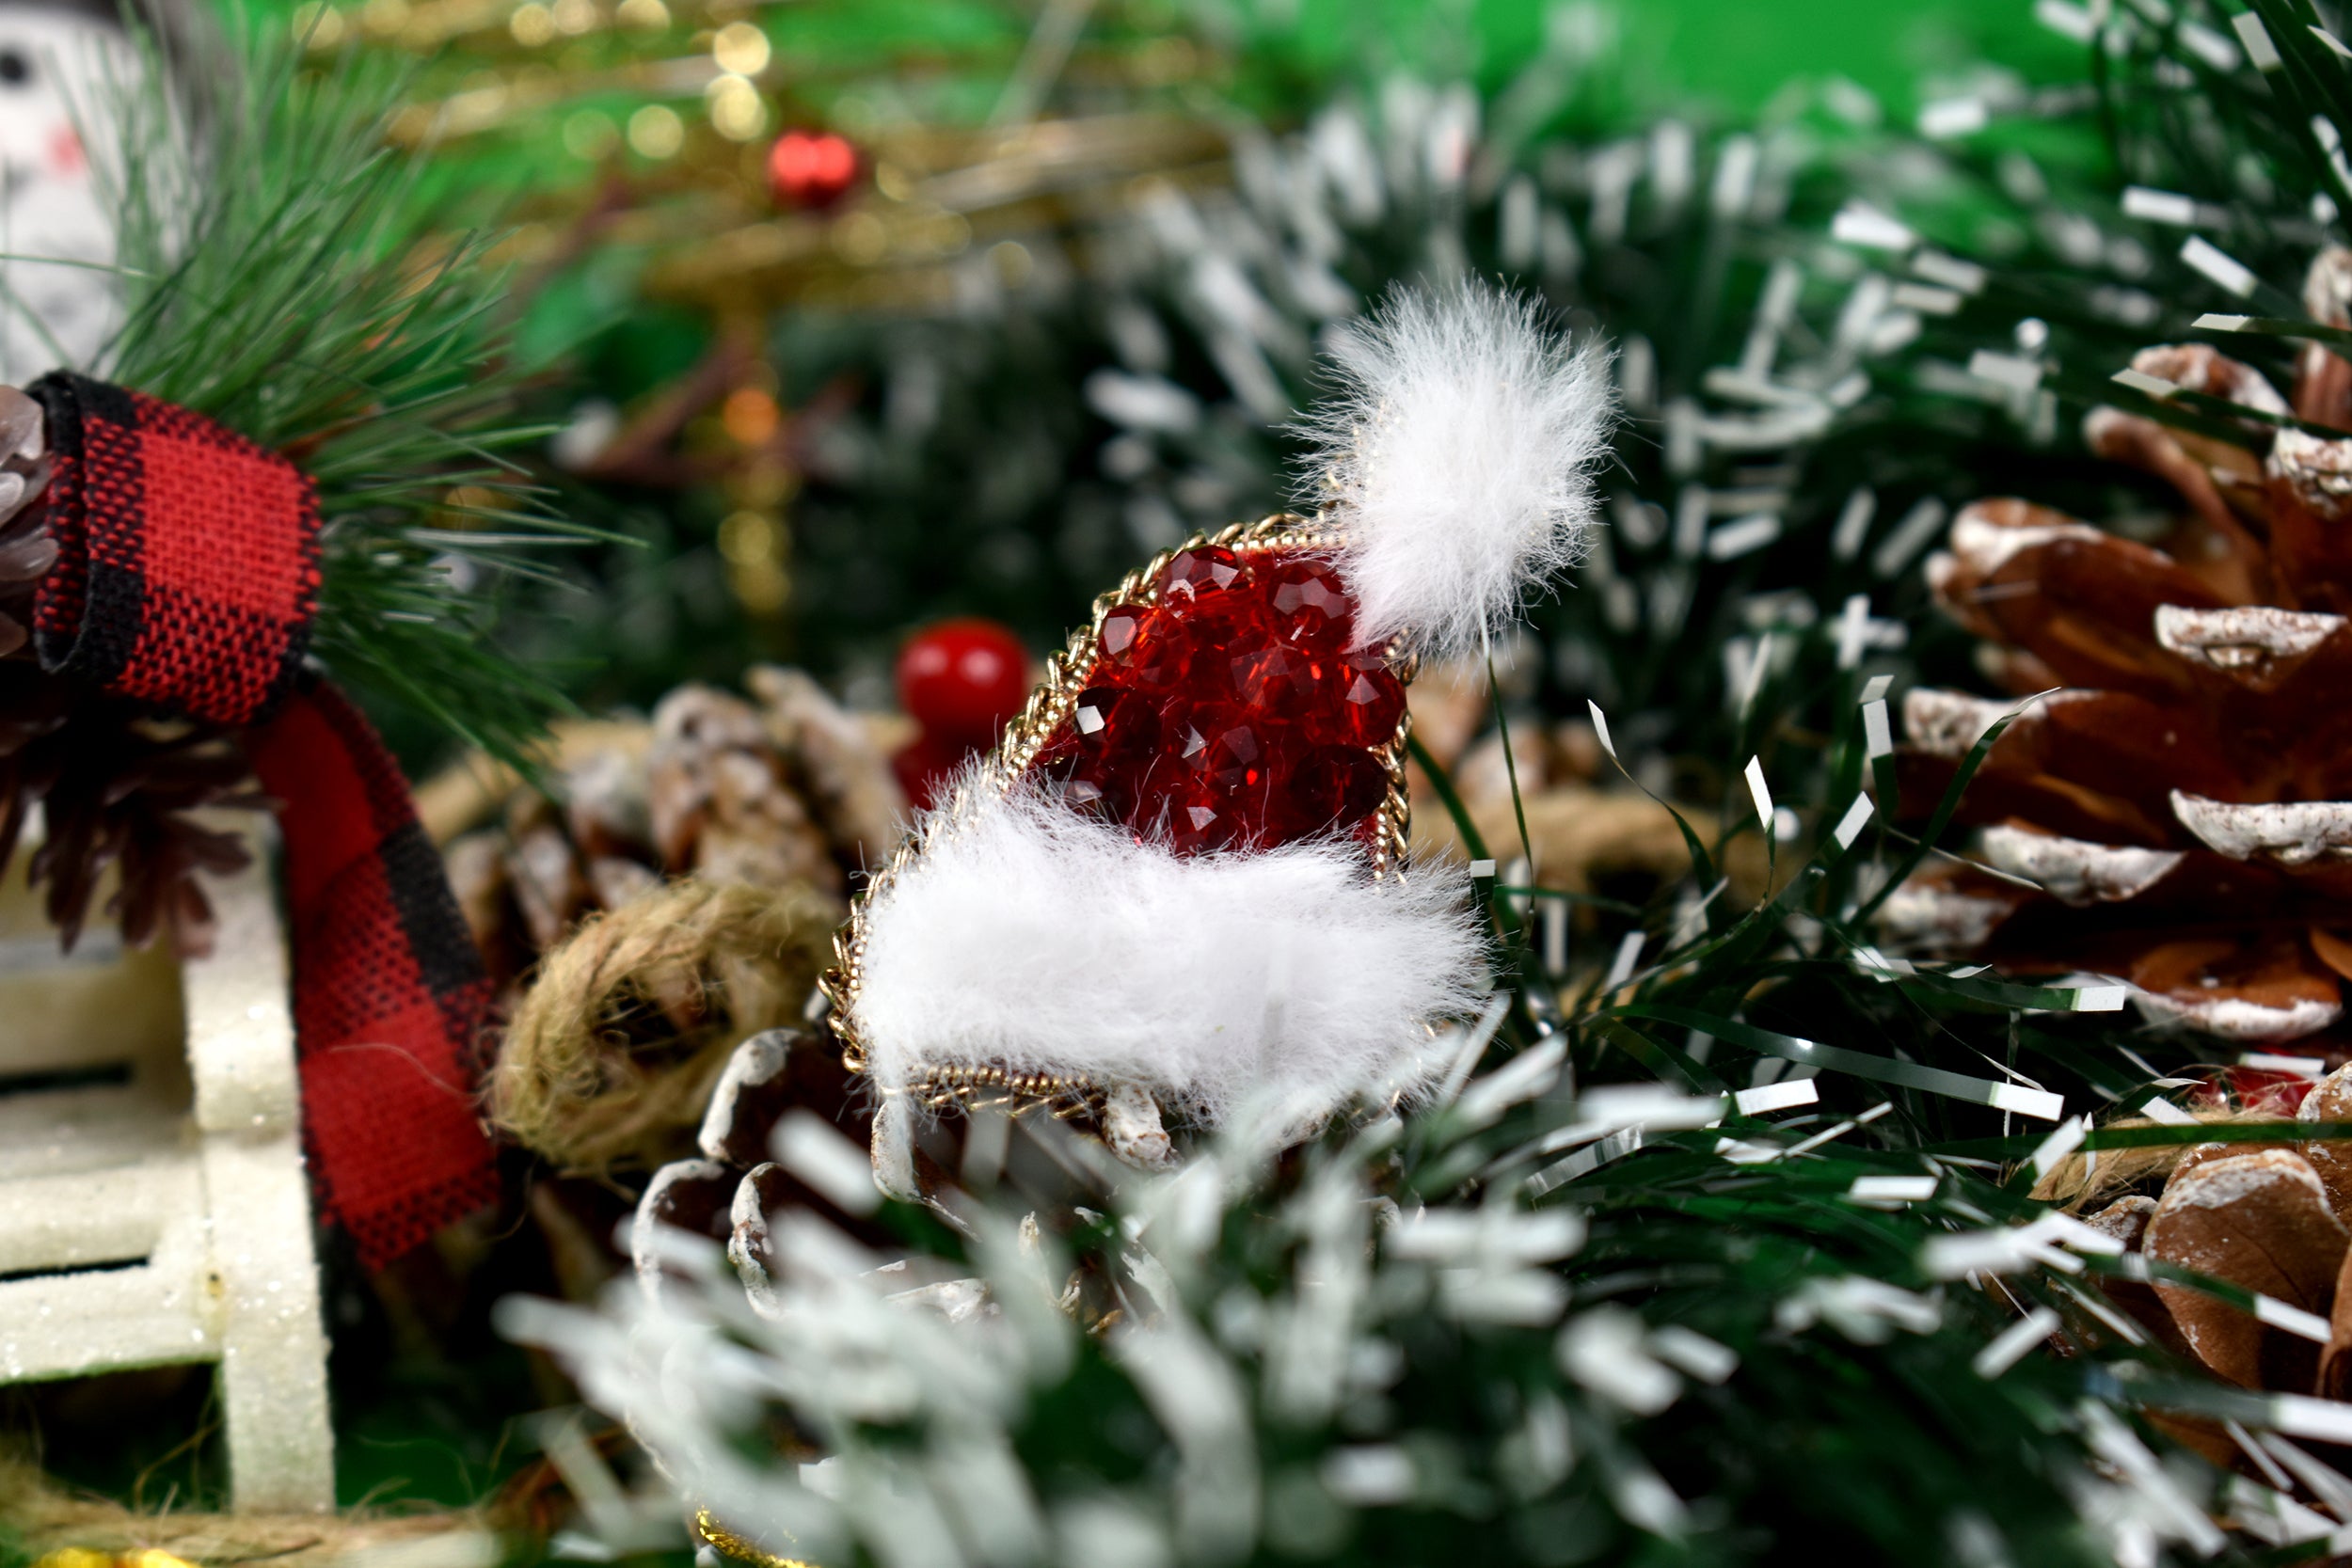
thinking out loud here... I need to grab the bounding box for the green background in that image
[1570,0,2068,108]
[1261,0,2071,116]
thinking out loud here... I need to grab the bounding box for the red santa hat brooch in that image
[824,281,1619,1190]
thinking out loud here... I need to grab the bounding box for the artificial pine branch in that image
[516,639,2352,1560]
[476,11,2352,1560]
[83,19,603,769]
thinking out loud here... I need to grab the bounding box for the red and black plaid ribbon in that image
[245,685,499,1268]
[30,372,499,1270]
[32,373,321,727]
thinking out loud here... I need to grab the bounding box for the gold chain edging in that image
[694,1509,819,1568]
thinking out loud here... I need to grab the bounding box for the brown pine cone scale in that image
[1892,248,2352,1043]
[437,671,906,996]
[2083,1066,2352,1414]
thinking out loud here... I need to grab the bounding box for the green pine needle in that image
[72,19,607,768]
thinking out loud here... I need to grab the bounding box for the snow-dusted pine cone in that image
[632,1026,1119,1326]
[0,386,256,958]
[439,667,906,992]
[630,1028,876,1313]
[2076,1066,2352,1451]
[1891,248,2352,1046]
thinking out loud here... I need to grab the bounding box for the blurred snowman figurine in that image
[0,0,141,383]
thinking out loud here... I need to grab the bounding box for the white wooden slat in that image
[0,847,185,1076]
[0,821,334,1513]
[0,1211,215,1381]
[0,1088,188,1183]
[203,1132,335,1510]
[0,1155,191,1272]
[182,840,333,1512]
[184,843,300,1136]
[0,941,184,1074]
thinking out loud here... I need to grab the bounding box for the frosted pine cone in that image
[633,1025,1117,1327]
[2066,1066,2352,1472]
[1893,249,2352,1046]
[0,386,255,958]
[438,669,906,991]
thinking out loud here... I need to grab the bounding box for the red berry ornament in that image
[898,617,1032,746]
[893,619,1032,810]
[767,129,859,211]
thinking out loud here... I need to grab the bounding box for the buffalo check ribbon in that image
[29,372,498,1270]
[31,373,321,724]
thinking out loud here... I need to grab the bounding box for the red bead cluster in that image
[1032,546,1405,855]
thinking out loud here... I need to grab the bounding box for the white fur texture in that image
[851,784,1486,1126]
[1298,280,1618,657]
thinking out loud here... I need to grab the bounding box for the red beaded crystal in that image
[1159,545,1249,605]
[1230,641,1364,731]
[1264,556,1353,649]
[1098,602,1193,691]
[1050,685,1162,819]
[1162,792,1244,856]
[1311,654,1406,749]
[1192,722,1266,794]
[1279,745,1389,838]
[1099,603,1150,665]
[1031,548,1399,857]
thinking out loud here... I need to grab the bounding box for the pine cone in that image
[2082,1066,2352,1418]
[632,1028,875,1315]
[0,388,254,958]
[4,686,257,955]
[0,388,55,658]
[440,670,905,993]
[633,1026,1115,1325]
[1894,248,2352,1044]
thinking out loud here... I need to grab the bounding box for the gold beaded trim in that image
[694,1509,818,1568]
[819,512,1416,1113]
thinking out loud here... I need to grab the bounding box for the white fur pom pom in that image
[1299,279,1618,657]
[851,783,1486,1128]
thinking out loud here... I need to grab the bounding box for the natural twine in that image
[0,1456,485,1564]
[489,877,840,1176]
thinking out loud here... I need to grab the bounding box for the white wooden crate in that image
[0,821,335,1512]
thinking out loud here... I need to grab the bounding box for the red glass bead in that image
[1164,715,1210,772]
[1099,603,1149,665]
[1160,790,1247,855]
[1062,686,1163,819]
[1158,545,1249,606]
[898,617,1031,746]
[1070,686,1121,740]
[1098,602,1193,691]
[1277,746,1389,838]
[1195,723,1266,793]
[1264,557,1353,649]
[1229,642,1346,725]
[1304,654,1406,749]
